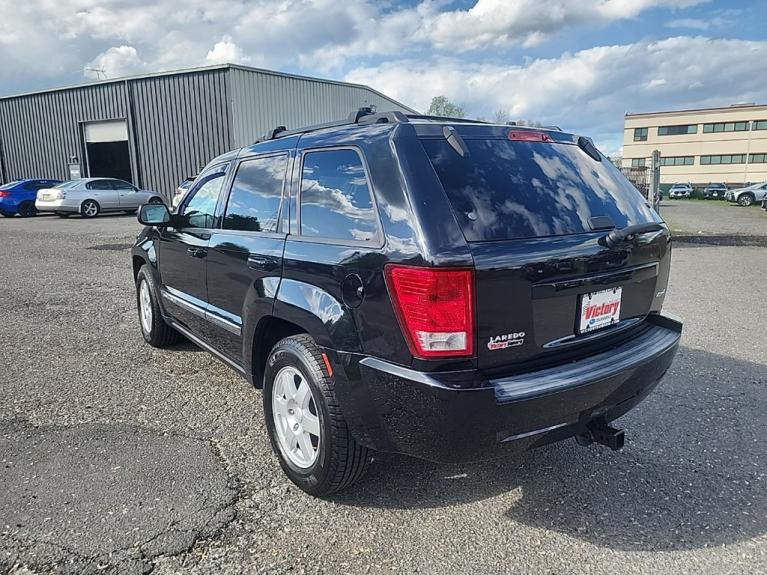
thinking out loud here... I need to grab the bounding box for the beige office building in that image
[623,103,767,186]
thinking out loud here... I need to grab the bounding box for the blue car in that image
[0,179,63,217]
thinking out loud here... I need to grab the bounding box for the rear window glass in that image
[55,181,79,189]
[421,138,659,241]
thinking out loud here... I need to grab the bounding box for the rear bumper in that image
[35,198,80,212]
[331,314,682,463]
[0,198,21,214]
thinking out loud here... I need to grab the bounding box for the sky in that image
[1,0,766,155]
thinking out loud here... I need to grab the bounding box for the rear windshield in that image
[54,181,79,189]
[421,138,660,241]
[0,180,21,190]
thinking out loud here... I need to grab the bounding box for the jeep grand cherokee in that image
[131,109,682,496]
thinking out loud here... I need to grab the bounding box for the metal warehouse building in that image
[0,64,415,196]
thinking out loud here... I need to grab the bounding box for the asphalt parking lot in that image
[1,203,766,575]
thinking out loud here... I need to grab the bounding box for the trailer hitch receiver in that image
[576,419,625,451]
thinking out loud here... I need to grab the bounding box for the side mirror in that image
[138,203,170,226]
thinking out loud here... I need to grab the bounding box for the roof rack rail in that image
[405,114,489,125]
[252,107,411,144]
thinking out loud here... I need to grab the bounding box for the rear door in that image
[85,179,119,209]
[205,152,290,361]
[113,179,142,209]
[419,128,668,372]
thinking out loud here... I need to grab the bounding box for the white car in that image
[36,178,166,218]
[725,182,767,207]
[668,183,693,199]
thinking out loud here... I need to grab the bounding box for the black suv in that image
[132,109,682,496]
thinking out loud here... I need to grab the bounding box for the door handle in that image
[247,255,279,271]
[187,247,207,258]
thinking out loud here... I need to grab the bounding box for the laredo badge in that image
[487,332,525,351]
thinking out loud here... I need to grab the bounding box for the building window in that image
[658,124,697,136]
[633,128,648,141]
[630,158,646,167]
[702,121,749,133]
[700,154,747,165]
[660,156,694,166]
[754,120,767,130]
[749,153,767,163]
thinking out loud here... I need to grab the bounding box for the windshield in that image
[421,138,660,241]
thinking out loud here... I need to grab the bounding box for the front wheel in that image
[738,193,754,207]
[80,200,100,218]
[135,266,181,347]
[263,334,370,496]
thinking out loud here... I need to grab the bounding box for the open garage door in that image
[84,120,133,183]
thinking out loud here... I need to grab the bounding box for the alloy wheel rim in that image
[84,202,97,216]
[271,366,321,469]
[139,280,153,333]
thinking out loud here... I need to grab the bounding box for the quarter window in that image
[300,149,378,242]
[660,156,694,166]
[633,128,648,142]
[223,154,287,233]
[658,125,697,136]
[181,165,228,228]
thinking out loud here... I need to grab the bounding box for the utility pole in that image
[651,150,661,212]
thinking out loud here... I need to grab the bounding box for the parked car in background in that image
[761,195,767,211]
[703,183,728,200]
[131,110,682,496]
[725,182,767,206]
[172,177,195,208]
[36,178,165,218]
[0,179,62,217]
[668,183,693,199]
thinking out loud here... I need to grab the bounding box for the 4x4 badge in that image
[488,332,525,351]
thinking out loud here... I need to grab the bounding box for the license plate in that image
[578,287,622,333]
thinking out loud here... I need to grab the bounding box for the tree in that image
[492,109,511,124]
[427,96,465,118]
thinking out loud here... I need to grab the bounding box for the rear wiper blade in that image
[602,223,663,248]
[443,126,470,158]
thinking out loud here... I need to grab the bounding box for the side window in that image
[181,166,228,228]
[111,180,135,191]
[86,180,112,190]
[299,149,378,242]
[223,154,287,233]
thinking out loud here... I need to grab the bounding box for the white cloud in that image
[84,46,147,79]
[205,36,252,65]
[345,36,767,153]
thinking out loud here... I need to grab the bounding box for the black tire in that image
[135,266,181,347]
[18,201,38,217]
[738,193,754,207]
[263,334,370,496]
[1,212,13,218]
[148,197,164,204]
[80,199,100,218]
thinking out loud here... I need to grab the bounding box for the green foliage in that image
[427,96,465,118]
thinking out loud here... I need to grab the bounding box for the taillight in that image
[508,130,552,142]
[384,265,475,358]
[0,190,9,198]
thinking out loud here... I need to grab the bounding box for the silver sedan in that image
[36,178,166,218]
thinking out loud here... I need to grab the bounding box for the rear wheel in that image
[18,201,37,217]
[136,266,181,347]
[148,197,164,204]
[738,193,755,207]
[80,200,100,218]
[263,334,370,496]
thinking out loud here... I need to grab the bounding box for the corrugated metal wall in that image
[229,68,415,147]
[0,65,414,196]
[0,83,128,182]
[129,69,232,196]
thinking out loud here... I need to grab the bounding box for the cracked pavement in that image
[1,204,766,574]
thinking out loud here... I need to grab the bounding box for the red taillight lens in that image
[508,130,552,142]
[384,265,475,358]
[0,190,9,197]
